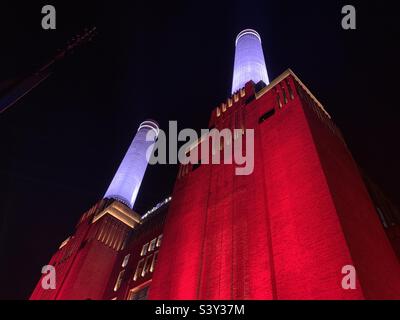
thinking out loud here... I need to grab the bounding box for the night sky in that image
[0,0,399,299]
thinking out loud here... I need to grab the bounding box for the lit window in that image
[141,255,153,277]
[150,251,159,273]
[140,243,149,256]
[149,238,157,252]
[286,79,294,100]
[133,259,144,281]
[121,254,130,268]
[276,94,282,109]
[156,234,163,247]
[113,270,125,292]
[216,107,221,117]
[282,88,288,104]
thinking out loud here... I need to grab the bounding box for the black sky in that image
[0,0,399,299]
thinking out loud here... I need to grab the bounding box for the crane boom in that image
[0,27,97,114]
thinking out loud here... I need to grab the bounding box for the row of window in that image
[259,79,295,124]
[133,251,159,281]
[114,252,159,292]
[274,79,295,109]
[214,79,297,131]
[113,234,163,292]
[216,89,246,117]
[140,234,162,256]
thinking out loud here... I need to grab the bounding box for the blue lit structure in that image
[231,29,270,94]
[105,120,159,209]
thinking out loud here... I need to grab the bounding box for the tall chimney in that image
[231,29,270,94]
[104,120,159,209]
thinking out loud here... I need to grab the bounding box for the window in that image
[149,238,157,252]
[277,94,282,109]
[127,285,150,300]
[113,270,125,292]
[121,254,130,268]
[286,79,294,100]
[259,109,276,124]
[282,88,288,104]
[140,243,149,256]
[156,234,163,247]
[150,251,159,273]
[133,259,145,281]
[141,255,153,277]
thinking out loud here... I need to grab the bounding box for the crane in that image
[0,27,97,114]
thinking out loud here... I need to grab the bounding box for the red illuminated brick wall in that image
[302,90,400,299]
[30,200,106,300]
[149,72,400,300]
[30,200,131,300]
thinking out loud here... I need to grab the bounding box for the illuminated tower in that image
[105,120,159,208]
[149,30,400,300]
[30,120,158,300]
[30,28,400,301]
[231,29,270,94]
